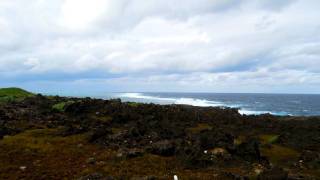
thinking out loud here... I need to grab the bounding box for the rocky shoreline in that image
[0,91,320,179]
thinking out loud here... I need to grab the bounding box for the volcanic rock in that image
[235,139,261,162]
[258,167,288,180]
[148,140,176,156]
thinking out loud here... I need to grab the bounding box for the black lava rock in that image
[235,139,261,162]
[258,167,288,180]
[148,140,176,156]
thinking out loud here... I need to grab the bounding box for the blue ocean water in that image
[104,92,320,116]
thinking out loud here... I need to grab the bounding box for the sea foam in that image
[118,93,287,116]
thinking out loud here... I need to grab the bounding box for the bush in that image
[52,101,75,112]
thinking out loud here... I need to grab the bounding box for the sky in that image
[0,0,320,95]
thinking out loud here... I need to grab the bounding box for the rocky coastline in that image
[0,88,319,179]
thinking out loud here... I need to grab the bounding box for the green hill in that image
[0,87,34,103]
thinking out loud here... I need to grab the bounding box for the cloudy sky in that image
[0,0,320,94]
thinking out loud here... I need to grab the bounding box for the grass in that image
[52,101,75,112]
[234,134,298,165]
[186,123,213,134]
[127,102,142,107]
[0,128,239,179]
[0,128,98,179]
[260,144,299,165]
[0,87,34,103]
[259,134,279,145]
[1,129,84,153]
[234,135,246,145]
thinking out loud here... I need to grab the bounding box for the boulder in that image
[235,139,261,162]
[60,124,87,136]
[0,109,7,120]
[258,167,288,180]
[219,172,249,180]
[299,150,320,162]
[127,148,144,158]
[299,150,320,168]
[148,140,175,156]
[88,127,112,143]
[128,127,141,137]
[86,157,96,165]
[176,142,213,168]
[209,147,232,160]
[78,173,114,180]
[0,127,9,140]
[130,176,157,180]
[197,130,234,150]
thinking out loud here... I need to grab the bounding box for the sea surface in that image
[98,92,320,116]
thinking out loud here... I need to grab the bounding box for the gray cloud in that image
[0,0,319,93]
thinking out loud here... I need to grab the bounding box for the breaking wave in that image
[117,93,288,116]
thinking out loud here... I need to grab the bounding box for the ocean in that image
[99,92,320,116]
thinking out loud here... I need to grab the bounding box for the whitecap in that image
[238,109,272,115]
[118,93,225,107]
[118,93,176,102]
[174,98,224,107]
[117,93,290,116]
[239,109,289,116]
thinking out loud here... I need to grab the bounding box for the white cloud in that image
[0,0,319,93]
[60,0,117,30]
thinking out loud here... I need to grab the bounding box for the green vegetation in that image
[234,135,246,145]
[260,134,279,145]
[127,102,141,107]
[0,87,34,103]
[0,128,98,179]
[0,128,222,179]
[260,144,299,165]
[52,101,75,112]
[186,123,213,134]
[0,129,85,153]
[0,88,318,179]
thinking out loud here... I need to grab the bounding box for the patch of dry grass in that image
[186,123,213,134]
[260,144,299,165]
